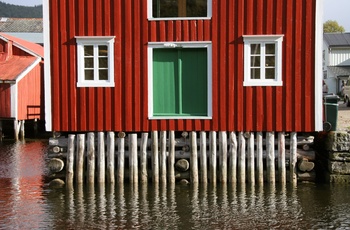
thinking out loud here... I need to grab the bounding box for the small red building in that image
[0,33,44,139]
[43,0,323,133]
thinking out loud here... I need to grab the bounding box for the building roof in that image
[0,18,43,33]
[324,33,350,47]
[0,32,43,58]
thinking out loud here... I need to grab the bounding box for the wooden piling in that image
[238,132,246,184]
[219,131,227,183]
[117,134,125,184]
[256,132,264,185]
[160,131,167,184]
[278,132,286,185]
[168,131,176,184]
[266,132,275,184]
[151,131,159,184]
[247,132,255,185]
[106,132,115,184]
[209,131,217,184]
[200,131,207,184]
[228,132,237,183]
[290,132,298,186]
[190,131,199,184]
[76,134,85,184]
[66,134,75,185]
[87,132,95,184]
[140,133,149,183]
[97,132,105,183]
[129,133,138,184]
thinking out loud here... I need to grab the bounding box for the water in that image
[1,140,350,229]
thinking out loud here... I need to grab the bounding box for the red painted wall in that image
[0,84,11,118]
[48,0,316,132]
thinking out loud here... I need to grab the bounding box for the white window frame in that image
[243,35,284,86]
[147,0,212,21]
[75,36,115,87]
[148,41,213,119]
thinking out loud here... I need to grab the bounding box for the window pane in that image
[266,68,275,79]
[266,43,275,54]
[85,57,94,68]
[152,0,207,18]
[85,70,94,80]
[99,45,108,56]
[99,70,108,80]
[265,56,275,67]
[251,44,260,55]
[251,56,260,67]
[84,46,93,56]
[251,68,260,79]
[99,57,108,68]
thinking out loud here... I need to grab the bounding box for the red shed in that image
[0,33,44,139]
[43,0,323,133]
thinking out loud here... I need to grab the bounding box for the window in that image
[76,36,115,87]
[243,35,284,86]
[148,42,212,119]
[148,0,212,20]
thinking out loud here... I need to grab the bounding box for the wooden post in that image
[219,131,227,183]
[0,120,3,141]
[238,132,246,184]
[256,132,264,184]
[168,131,176,184]
[140,133,149,183]
[200,131,207,184]
[97,132,105,183]
[87,132,95,184]
[151,131,159,184]
[106,132,115,184]
[290,132,298,186]
[117,134,125,184]
[228,132,237,183]
[160,131,167,184]
[34,119,38,138]
[190,131,199,184]
[247,132,255,185]
[20,120,25,140]
[209,131,217,184]
[178,0,186,17]
[14,120,19,141]
[278,132,286,185]
[76,134,85,184]
[266,132,275,184]
[129,133,138,184]
[66,134,75,185]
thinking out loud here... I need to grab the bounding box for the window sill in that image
[243,80,283,87]
[149,116,212,120]
[148,17,211,21]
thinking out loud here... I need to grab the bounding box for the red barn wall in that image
[48,0,316,132]
[0,84,11,118]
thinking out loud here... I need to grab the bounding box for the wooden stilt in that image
[278,132,286,185]
[106,132,115,184]
[219,131,227,183]
[168,131,176,184]
[209,131,217,184]
[238,132,246,184]
[66,134,75,185]
[151,131,159,184]
[76,134,85,184]
[97,132,105,183]
[0,120,3,141]
[266,132,275,184]
[247,132,255,185]
[117,134,125,184]
[160,131,167,184]
[228,132,237,183]
[87,132,95,184]
[190,131,199,184]
[20,120,25,140]
[140,133,149,183]
[290,132,298,186]
[129,133,138,184]
[14,120,19,141]
[200,131,207,184]
[256,132,264,184]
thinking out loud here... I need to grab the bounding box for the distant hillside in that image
[0,1,42,18]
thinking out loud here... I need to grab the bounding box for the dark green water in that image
[1,140,350,229]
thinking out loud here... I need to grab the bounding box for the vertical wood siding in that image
[49,0,317,132]
[0,84,11,118]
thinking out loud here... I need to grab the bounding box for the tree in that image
[323,20,345,33]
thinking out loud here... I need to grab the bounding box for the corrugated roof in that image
[0,18,43,33]
[0,32,43,57]
[0,55,38,81]
[324,33,350,47]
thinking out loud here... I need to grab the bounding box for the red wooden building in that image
[43,0,323,133]
[0,33,44,139]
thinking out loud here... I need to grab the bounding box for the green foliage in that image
[0,1,42,18]
[323,20,345,33]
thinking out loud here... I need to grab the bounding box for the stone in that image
[329,152,350,162]
[326,131,350,152]
[179,179,190,185]
[175,159,190,172]
[49,179,65,188]
[48,158,65,173]
[328,160,350,174]
[325,172,350,184]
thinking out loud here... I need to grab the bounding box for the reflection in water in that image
[1,141,350,229]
